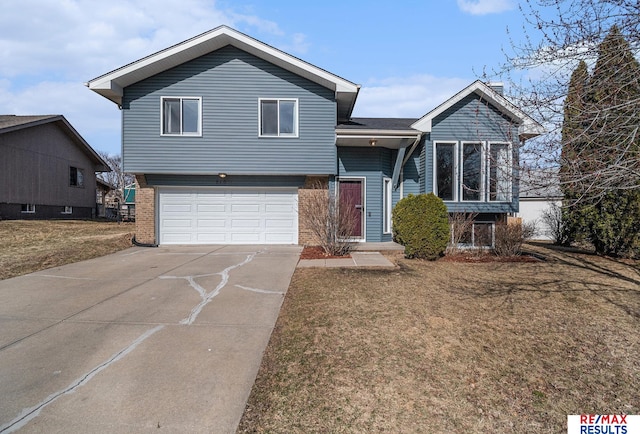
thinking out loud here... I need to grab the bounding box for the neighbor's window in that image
[70,166,84,187]
[62,206,73,214]
[435,142,456,201]
[259,99,298,137]
[461,142,483,201]
[21,204,35,213]
[489,143,511,202]
[162,97,201,136]
[383,178,392,234]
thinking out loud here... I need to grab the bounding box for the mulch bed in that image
[300,246,351,260]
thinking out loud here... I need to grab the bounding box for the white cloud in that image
[353,75,471,118]
[457,0,515,15]
[0,0,305,155]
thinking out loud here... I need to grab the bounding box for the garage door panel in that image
[197,204,226,213]
[266,232,296,243]
[265,218,294,228]
[231,204,260,213]
[231,219,261,229]
[159,187,297,245]
[162,219,193,228]
[162,204,192,213]
[197,219,226,228]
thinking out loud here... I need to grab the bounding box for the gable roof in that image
[0,115,111,172]
[87,25,361,121]
[410,80,544,140]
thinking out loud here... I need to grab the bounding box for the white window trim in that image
[452,221,496,249]
[21,204,36,213]
[433,141,458,202]
[460,141,485,203]
[258,98,299,138]
[160,96,202,137]
[383,177,392,234]
[62,206,73,214]
[487,141,513,202]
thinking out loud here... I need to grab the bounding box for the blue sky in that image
[0,0,530,156]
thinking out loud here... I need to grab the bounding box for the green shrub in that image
[392,193,450,260]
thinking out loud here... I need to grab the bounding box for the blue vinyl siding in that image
[338,147,395,242]
[402,140,422,197]
[144,174,305,188]
[426,93,520,214]
[123,46,336,175]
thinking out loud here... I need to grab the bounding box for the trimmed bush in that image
[392,193,450,260]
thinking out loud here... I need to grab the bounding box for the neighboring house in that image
[122,183,136,221]
[518,170,563,241]
[96,178,114,217]
[0,115,111,219]
[87,26,543,246]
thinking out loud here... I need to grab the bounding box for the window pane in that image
[279,101,295,134]
[474,223,493,247]
[163,99,181,134]
[77,169,84,187]
[462,143,482,201]
[182,99,199,133]
[436,144,455,201]
[261,101,278,135]
[490,144,510,201]
[70,166,77,186]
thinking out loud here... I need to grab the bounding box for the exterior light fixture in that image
[218,173,227,178]
[369,139,377,146]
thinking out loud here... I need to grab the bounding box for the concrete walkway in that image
[297,242,402,268]
[298,251,395,268]
[0,245,301,434]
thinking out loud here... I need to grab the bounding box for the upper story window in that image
[434,141,512,203]
[161,97,201,136]
[70,166,84,187]
[259,98,298,137]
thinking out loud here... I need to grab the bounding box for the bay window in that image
[434,141,512,202]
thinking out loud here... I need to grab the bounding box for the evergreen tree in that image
[559,61,589,244]
[561,26,640,256]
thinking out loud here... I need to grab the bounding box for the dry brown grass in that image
[0,220,134,280]
[239,244,640,433]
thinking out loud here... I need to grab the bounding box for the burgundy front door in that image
[338,179,364,239]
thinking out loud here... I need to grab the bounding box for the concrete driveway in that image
[0,245,301,433]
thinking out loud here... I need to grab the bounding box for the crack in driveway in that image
[1,249,267,433]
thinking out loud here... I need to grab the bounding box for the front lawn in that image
[0,220,134,280]
[239,245,639,433]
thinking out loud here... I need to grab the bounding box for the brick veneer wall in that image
[298,176,329,245]
[134,175,156,244]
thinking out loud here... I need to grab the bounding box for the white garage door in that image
[158,187,298,245]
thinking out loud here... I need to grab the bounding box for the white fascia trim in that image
[87,26,359,104]
[411,80,543,138]
[335,129,420,138]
